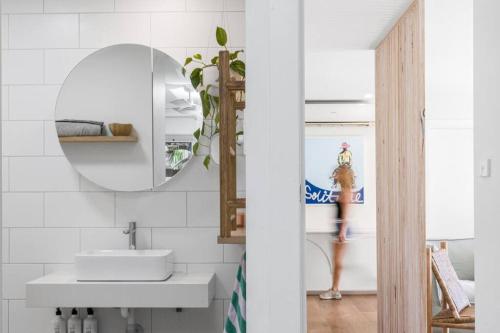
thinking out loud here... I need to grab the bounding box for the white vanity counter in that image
[26,272,215,308]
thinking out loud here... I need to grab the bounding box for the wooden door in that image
[375,0,426,331]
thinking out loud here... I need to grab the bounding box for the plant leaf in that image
[182,67,186,76]
[236,130,244,136]
[230,60,245,77]
[193,53,202,60]
[184,57,193,66]
[216,26,228,47]
[193,142,199,155]
[200,91,211,118]
[214,111,220,125]
[203,155,211,170]
[190,68,202,89]
[229,50,243,60]
[193,128,201,140]
[211,56,219,65]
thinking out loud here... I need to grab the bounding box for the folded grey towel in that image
[56,119,105,137]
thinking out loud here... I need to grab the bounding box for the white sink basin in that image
[75,249,174,281]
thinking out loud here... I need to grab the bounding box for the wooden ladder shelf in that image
[217,50,246,244]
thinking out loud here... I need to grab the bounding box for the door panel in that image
[375,0,426,331]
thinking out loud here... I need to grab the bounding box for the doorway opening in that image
[303,1,399,329]
[303,0,474,332]
[305,120,377,332]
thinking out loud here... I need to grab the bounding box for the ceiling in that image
[305,0,413,50]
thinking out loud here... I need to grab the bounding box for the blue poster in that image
[305,136,364,205]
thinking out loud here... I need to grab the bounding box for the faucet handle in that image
[123,221,136,235]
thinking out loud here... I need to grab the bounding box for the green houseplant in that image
[183,26,245,169]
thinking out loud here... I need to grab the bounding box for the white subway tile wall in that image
[80,13,151,48]
[43,264,75,275]
[187,0,225,12]
[45,192,115,227]
[151,300,224,333]
[2,193,44,227]
[223,244,245,263]
[115,0,186,12]
[2,229,9,263]
[1,2,245,332]
[2,50,44,85]
[10,228,80,263]
[2,121,44,156]
[1,15,8,49]
[95,307,152,333]
[2,300,8,333]
[80,228,152,251]
[152,228,222,263]
[115,191,187,227]
[187,191,220,227]
[9,14,79,49]
[9,157,80,191]
[1,0,43,14]
[8,300,53,333]
[2,158,8,191]
[8,85,60,120]
[151,13,223,47]
[1,86,8,120]
[44,0,115,14]
[2,264,44,299]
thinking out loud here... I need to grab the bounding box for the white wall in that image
[306,234,376,292]
[0,12,3,331]
[474,0,500,330]
[246,0,305,332]
[304,124,377,292]
[425,0,474,239]
[1,1,245,332]
[305,50,374,101]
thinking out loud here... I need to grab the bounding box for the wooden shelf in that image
[59,135,138,143]
[233,101,246,110]
[218,236,246,244]
[218,227,246,244]
[227,198,246,209]
[226,80,245,91]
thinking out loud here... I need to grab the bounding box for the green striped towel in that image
[224,252,246,333]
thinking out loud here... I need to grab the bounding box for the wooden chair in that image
[427,241,475,333]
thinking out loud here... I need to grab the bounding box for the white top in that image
[26,272,215,308]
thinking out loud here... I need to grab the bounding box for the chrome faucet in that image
[123,221,137,250]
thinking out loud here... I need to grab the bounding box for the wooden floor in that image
[307,295,377,333]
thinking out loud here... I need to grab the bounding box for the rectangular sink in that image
[75,249,174,281]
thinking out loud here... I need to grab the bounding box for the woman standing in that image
[320,165,353,300]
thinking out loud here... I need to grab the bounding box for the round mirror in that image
[55,44,202,191]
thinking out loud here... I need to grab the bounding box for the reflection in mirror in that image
[55,44,202,191]
[153,49,202,187]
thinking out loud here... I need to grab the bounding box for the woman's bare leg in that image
[332,241,347,291]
